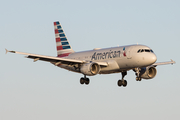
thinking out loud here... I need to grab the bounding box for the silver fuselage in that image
[59,44,157,74]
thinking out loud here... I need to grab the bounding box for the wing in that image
[151,59,175,67]
[5,49,108,66]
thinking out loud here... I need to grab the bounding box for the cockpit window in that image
[145,49,150,52]
[137,49,154,53]
[150,49,154,53]
[137,49,141,53]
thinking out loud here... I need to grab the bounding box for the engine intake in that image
[80,63,100,76]
[140,67,157,79]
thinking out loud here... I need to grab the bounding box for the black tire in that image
[136,77,142,81]
[80,78,85,84]
[85,78,90,85]
[123,80,127,87]
[117,80,122,87]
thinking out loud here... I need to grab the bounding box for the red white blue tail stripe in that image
[54,21,74,57]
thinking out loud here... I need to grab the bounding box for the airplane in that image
[5,21,175,87]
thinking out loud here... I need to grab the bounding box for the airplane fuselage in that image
[59,44,157,74]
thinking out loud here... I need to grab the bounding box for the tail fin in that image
[54,21,74,57]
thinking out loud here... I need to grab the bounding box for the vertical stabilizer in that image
[54,21,74,57]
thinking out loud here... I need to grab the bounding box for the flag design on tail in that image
[54,21,74,57]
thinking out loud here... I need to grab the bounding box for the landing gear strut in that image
[80,75,90,85]
[117,71,127,87]
[135,68,142,81]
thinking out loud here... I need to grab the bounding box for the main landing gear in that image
[80,69,141,87]
[80,75,90,85]
[117,72,127,87]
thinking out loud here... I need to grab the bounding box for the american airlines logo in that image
[123,47,126,57]
[91,50,121,60]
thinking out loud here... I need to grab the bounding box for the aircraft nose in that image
[151,53,157,64]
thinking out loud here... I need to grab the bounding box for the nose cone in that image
[136,52,157,67]
[150,53,157,64]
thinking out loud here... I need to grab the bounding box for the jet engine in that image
[140,67,157,79]
[80,62,100,76]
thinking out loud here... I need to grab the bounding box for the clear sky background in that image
[1,0,180,120]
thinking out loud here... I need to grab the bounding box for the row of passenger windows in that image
[72,56,91,59]
[137,49,154,53]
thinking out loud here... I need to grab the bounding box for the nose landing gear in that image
[134,68,142,81]
[136,77,142,81]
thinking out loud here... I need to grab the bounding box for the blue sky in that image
[1,0,180,120]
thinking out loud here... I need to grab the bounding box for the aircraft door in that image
[127,47,134,59]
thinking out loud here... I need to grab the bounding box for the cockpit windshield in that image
[137,49,154,53]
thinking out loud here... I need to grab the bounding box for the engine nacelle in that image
[80,63,100,76]
[140,67,157,79]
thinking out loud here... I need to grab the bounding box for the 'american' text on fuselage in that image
[91,50,121,60]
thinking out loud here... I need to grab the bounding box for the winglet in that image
[5,49,16,54]
[171,59,176,64]
[5,49,9,54]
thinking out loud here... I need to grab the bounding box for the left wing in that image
[151,59,175,67]
[5,49,108,66]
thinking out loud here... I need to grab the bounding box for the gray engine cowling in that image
[140,67,157,79]
[80,62,100,76]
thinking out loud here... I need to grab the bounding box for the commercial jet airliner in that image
[6,21,175,87]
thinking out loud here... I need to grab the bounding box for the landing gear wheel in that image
[117,80,127,87]
[117,80,123,87]
[85,78,90,85]
[122,80,127,87]
[117,71,128,87]
[136,77,141,81]
[80,78,85,84]
[80,76,90,85]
